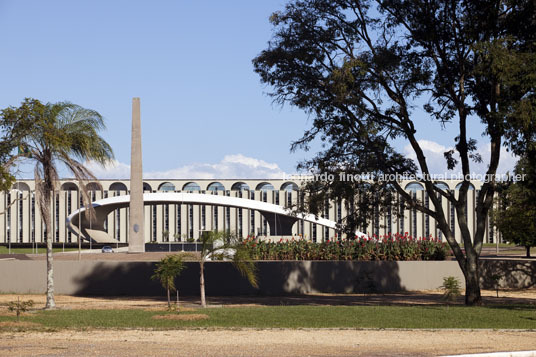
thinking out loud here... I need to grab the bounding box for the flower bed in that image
[243,233,448,261]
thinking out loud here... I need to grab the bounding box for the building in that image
[1,178,499,245]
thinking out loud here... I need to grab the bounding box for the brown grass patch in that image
[0,321,42,329]
[144,307,196,312]
[152,313,209,321]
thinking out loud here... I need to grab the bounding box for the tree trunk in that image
[200,261,206,308]
[167,287,171,309]
[526,246,531,258]
[463,253,482,306]
[45,210,56,310]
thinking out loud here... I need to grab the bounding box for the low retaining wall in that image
[0,259,533,296]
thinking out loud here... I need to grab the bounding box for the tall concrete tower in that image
[128,97,145,253]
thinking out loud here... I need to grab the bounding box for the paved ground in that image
[1,328,535,356]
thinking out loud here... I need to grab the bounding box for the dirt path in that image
[0,329,535,356]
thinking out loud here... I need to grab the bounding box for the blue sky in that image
[0,1,517,179]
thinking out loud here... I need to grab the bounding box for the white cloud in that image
[85,154,287,180]
[404,139,518,176]
[84,159,131,179]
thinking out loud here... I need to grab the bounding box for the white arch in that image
[66,192,364,243]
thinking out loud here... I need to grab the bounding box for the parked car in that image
[101,246,113,253]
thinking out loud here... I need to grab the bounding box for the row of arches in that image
[28,181,301,192]
[11,181,475,192]
[405,181,475,192]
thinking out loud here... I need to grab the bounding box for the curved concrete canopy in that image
[66,192,363,243]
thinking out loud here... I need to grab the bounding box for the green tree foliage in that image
[1,98,114,309]
[0,98,40,191]
[198,231,258,308]
[152,255,186,308]
[495,151,536,257]
[253,0,536,305]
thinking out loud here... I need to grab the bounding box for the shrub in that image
[242,233,448,261]
[441,276,462,304]
[8,297,34,322]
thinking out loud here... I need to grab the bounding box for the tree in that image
[152,255,186,308]
[494,150,536,257]
[0,98,114,309]
[198,231,258,308]
[0,100,37,191]
[253,0,536,305]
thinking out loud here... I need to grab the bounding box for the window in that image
[455,182,475,191]
[201,205,206,230]
[31,193,35,242]
[152,206,157,242]
[231,182,250,191]
[188,205,194,239]
[164,204,170,237]
[226,206,231,233]
[238,208,243,237]
[67,191,72,242]
[405,182,424,192]
[411,191,417,238]
[374,205,380,237]
[115,208,121,240]
[176,204,181,241]
[286,191,292,207]
[109,182,127,191]
[18,191,23,242]
[55,194,60,242]
[207,182,225,191]
[183,182,201,192]
[450,196,456,238]
[158,182,176,192]
[256,182,274,191]
[250,210,255,235]
[213,206,219,231]
[399,198,405,234]
[280,182,298,192]
[386,193,392,234]
[312,224,317,243]
[425,192,430,237]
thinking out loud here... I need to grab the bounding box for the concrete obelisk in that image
[128,97,145,253]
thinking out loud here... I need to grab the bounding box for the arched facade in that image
[0,178,495,245]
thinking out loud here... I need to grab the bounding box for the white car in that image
[101,246,113,253]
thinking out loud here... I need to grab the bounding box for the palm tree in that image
[151,255,186,308]
[198,231,258,308]
[15,98,113,309]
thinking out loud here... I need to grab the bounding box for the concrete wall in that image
[1,259,533,296]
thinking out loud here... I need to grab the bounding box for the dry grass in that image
[0,321,43,331]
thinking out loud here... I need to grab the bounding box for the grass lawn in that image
[0,246,80,254]
[3,305,536,330]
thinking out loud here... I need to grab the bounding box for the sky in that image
[0,0,518,180]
